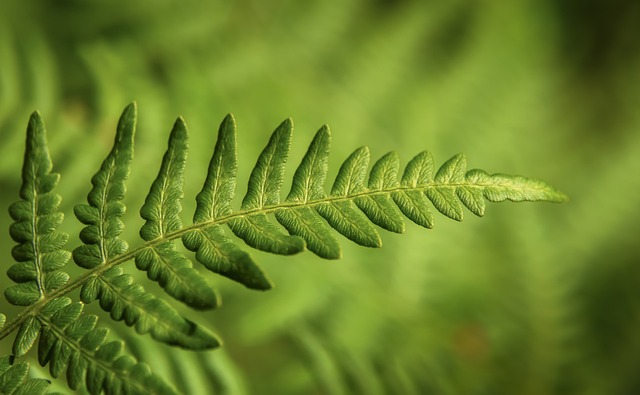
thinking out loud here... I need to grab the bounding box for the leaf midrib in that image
[0,180,548,340]
[30,175,45,300]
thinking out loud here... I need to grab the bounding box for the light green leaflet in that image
[2,104,567,395]
[7,111,70,306]
[73,103,135,269]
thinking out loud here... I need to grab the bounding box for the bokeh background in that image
[1,1,639,394]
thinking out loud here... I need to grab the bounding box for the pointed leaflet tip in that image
[486,173,570,203]
[223,113,236,126]
[116,102,137,144]
[557,191,570,202]
[21,109,55,199]
[434,153,466,183]
[331,146,370,196]
[193,112,238,223]
[126,101,138,113]
[286,124,331,202]
[175,115,187,129]
[241,117,293,209]
[28,110,45,136]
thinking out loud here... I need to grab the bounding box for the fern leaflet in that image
[0,355,51,395]
[6,111,70,306]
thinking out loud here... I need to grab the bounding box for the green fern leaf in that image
[6,111,71,306]
[1,105,567,395]
[356,151,405,233]
[0,356,51,395]
[227,118,305,254]
[241,118,294,209]
[423,153,466,220]
[36,297,177,395]
[80,267,220,350]
[72,102,135,269]
[136,118,219,310]
[467,169,567,203]
[13,316,41,358]
[316,146,382,248]
[183,114,272,290]
[392,151,436,228]
[68,105,219,350]
[284,125,331,203]
[269,121,565,257]
[275,126,340,259]
[182,114,565,288]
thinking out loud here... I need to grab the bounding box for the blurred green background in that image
[1,1,639,394]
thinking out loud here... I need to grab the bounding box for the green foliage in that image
[2,1,639,394]
[0,355,51,395]
[72,103,134,270]
[32,297,174,395]
[137,118,218,310]
[182,114,276,290]
[0,103,565,394]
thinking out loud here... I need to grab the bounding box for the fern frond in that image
[6,111,71,307]
[0,356,51,395]
[2,107,182,395]
[1,104,567,395]
[183,114,565,289]
[93,106,564,293]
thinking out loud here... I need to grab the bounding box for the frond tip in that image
[183,114,566,289]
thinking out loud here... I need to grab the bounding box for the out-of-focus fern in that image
[0,103,565,394]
